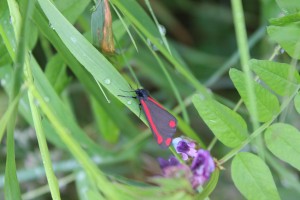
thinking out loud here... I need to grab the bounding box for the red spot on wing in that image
[140,99,163,144]
[169,120,176,128]
[148,97,165,110]
[165,138,172,146]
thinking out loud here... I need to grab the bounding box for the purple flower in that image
[190,149,215,189]
[172,137,197,160]
[158,156,192,179]
[157,137,216,190]
[158,156,179,169]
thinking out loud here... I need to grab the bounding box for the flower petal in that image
[190,149,215,188]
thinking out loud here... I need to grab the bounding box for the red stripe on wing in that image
[140,99,163,145]
[148,97,165,110]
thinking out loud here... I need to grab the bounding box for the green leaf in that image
[269,13,300,26]
[267,22,300,59]
[32,5,139,138]
[31,58,108,155]
[229,68,280,122]
[275,0,300,14]
[266,152,300,193]
[29,85,121,200]
[28,91,61,200]
[192,95,248,148]
[250,59,300,96]
[0,65,68,150]
[294,92,300,114]
[265,123,300,171]
[232,152,280,200]
[0,0,17,59]
[37,0,141,118]
[4,0,34,199]
[0,41,12,65]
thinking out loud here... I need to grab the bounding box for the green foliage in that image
[268,13,300,59]
[193,95,248,148]
[250,59,300,96]
[37,0,132,110]
[232,152,281,200]
[1,0,300,199]
[268,25,300,59]
[265,123,300,171]
[28,90,61,200]
[229,68,280,122]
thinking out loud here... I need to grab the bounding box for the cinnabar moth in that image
[121,89,177,148]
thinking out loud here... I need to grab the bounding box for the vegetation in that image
[1,0,300,199]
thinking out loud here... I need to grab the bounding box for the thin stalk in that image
[135,29,190,123]
[231,0,262,159]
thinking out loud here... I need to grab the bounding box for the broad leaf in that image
[229,68,280,122]
[232,152,280,200]
[269,13,300,26]
[265,123,300,171]
[268,21,300,59]
[193,95,247,148]
[250,59,300,96]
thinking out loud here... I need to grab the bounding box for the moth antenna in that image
[135,82,139,89]
[117,94,137,98]
[119,88,135,93]
[128,82,134,90]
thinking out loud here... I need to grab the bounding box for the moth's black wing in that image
[140,97,177,148]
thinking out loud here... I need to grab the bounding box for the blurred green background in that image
[1,0,299,199]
